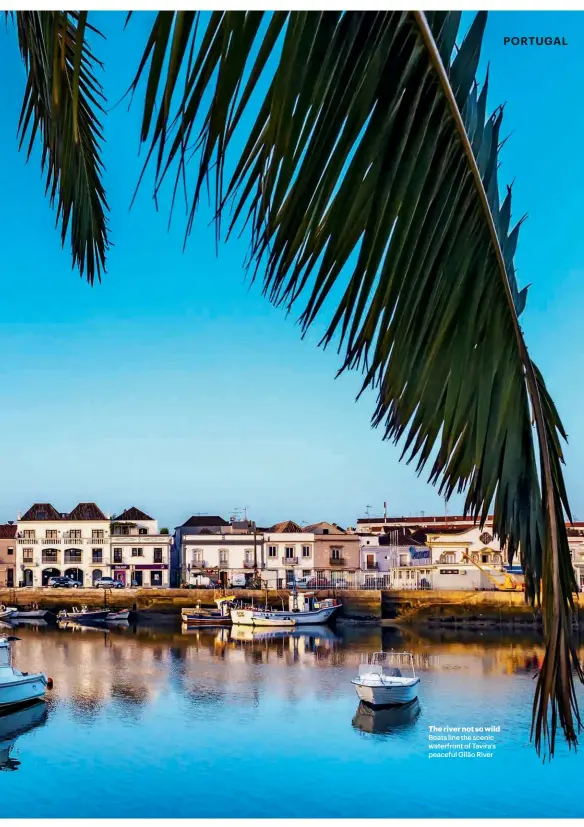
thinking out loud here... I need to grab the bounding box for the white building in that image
[17,502,110,588]
[263,521,315,588]
[16,502,171,588]
[110,507,172,588]
[176,515,263,587]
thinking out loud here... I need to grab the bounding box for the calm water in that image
[1,620,584,818]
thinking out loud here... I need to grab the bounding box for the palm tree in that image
[6,10,581,758]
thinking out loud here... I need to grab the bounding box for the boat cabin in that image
[288,592,337,612]
[0,639,13,670]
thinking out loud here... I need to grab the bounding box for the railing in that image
[282,557,298,565]
[64,553,83,564]
[42,538,61,545]
[41,554,60,564]
[243,561,255,568]
[91,557,104,565]
[329,557,345,566]
[113,557,123,564]
[17,538,38,544]
[191,560,207,569]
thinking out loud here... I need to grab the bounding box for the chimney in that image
[383,501,387,521]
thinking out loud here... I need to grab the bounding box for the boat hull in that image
[0,674,47,709]
[0,610,17,620]
[230,605,339,626]
[352,678,420,706]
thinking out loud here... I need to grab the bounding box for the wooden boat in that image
[181,596,234,626]
[0,637,48,710]
[230,591,340,627]
[13,607,54,620]
[57,606,109,624]
[352,651,420,707]
[0,606,17,621]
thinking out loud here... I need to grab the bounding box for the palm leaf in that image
[129,10,581,758]
[9,11,109,283]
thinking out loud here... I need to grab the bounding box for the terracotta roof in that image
[67,502,108,521]
[20,503,63,521]
[0,524,17,539]
[269,520,304,533]
[180,516,229,528]
[304,521,346,533]
[113,507,153,522]
[378,527,425,547]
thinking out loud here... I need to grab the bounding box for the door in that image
[366,554,375,570]
[6,569,13,588]
[114,571,126,586]
[150,571,162,587]
[133,571,143,587]
[23,569,33,587]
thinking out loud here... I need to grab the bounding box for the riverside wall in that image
[2,587,584,623]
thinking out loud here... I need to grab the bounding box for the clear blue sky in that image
[0,11,582,529]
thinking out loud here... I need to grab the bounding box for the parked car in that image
[94,576,124,589]
[48,576,82,588]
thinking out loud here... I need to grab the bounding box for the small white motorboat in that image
[57,606,109,624]
[106,610,131,621]
[0,606,17,621]
[230,591,340,627]
[0,637,49,710]
[182,597,234,627]
[352,651,420,707]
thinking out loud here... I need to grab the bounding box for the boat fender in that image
[47,677,54,689]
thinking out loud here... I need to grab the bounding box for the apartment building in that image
[176,515,263,586]
[0,523,17,588]
[109,507,172,587]
[17,502,110,588]
[263,520,315,588]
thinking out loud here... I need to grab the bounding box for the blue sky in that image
[0,11,582,529]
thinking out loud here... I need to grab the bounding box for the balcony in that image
[42,538,61,545]
[243,560,256,568]
[41,553,60,564]
[282,556,299,566]
[366,562,379,570]
[330,557,345,566]
[191,559,207,569]
[17,538,38,544]
[64,552,83,564]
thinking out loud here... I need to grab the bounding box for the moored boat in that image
[230,591,340,627]
[57,606,109,624]
[0,637,48,710]
[182,596,234,626]
[0,606,17,620]
[105,610,131,621]
[14,608,54,621]
[352,651,420,707]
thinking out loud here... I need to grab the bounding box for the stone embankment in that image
[1,587,582,625]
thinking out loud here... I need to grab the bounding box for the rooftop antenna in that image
[365,505,372,518]
[234,506,250,521]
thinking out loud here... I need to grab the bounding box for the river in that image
[1,620,583,818]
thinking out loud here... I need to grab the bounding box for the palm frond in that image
[129,11,581,758]
[10,11,109,283]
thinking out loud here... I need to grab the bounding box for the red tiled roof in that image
[0,524,17,539]
[269,520,304,533]
[180,516,229,528]
[20,503,63,521]
[113,507,153,522]
[67,502,108,521]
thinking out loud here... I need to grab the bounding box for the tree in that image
[6,10,581,758]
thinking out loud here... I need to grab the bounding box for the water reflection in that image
[0,702,47,771]
[352,699,421,735]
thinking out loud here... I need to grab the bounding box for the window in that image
[7,547,13,556]
[192,549,203,566]
[37,511,47,520]
[92,530,104,540]
[64,549,82,563]
[112,525,130,535]
[481,554,489,564]
[68,530,81,540]
[244,550,252,564]
[132,548,144,557]
[268,545,277,558]
[399,553,408,567]
[150,571,162,586]
[23,530,35,540]
[7,570,13,587]
[139,527,148,535]
[302,569,311,577]
[219,549,229,566]
[113,548,123,563]
[42,549,58,563]
[46,530,58,540]
[92,549,103,563]
[23,548,33,562]
[285,546,294,559]
[443,553,455,564]
[323,529,329,535]
[331,547,341,560]
[302,545,310,558]
[154,548,163,563]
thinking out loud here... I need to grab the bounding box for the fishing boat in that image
[352,651,420,707]
[230,591,340,627]
[0,637,49,710]
[0,700,48,771]
[105,610,131,621]
[229,624,340,643]
[57,606,109,624]
[13,606,54,621]
[0,606,17,621]
[181,596,234,626]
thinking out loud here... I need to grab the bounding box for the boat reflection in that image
[0,701,48,771]
[352,699,421,736]
[229,625,340,643]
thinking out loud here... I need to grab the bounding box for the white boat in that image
[57,606,109,624]
[352,651,420,707]
[14,609,53,620]
[0,606,17,620]
[106,610,131,621]
[0,637,48,710]
[230,592,340,627]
